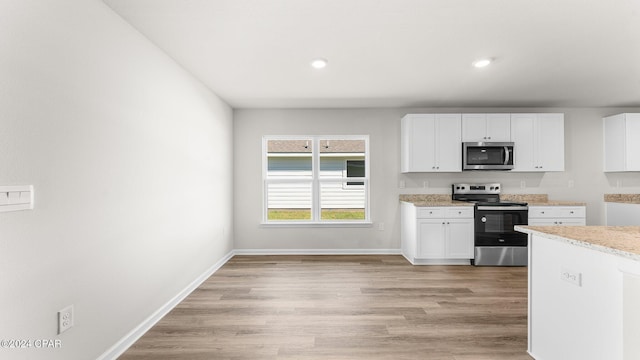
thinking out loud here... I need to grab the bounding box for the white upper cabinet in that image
[401,114,462,173]
[462,113,511,142]
[510,113,565,172]
[603,113,640,172]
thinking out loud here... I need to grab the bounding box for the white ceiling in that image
[103,0,640,109]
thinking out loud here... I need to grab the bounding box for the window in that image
[263,136,369,224]
[345,160,365,186]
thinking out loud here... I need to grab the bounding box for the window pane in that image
[267,139,312,179]
[346,160,365,186]
[267,182,312,220]
[319,139,366,179]
[320,181,365,220]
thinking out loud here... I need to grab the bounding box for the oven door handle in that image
[504,146,510,165]
[477,205,529,211]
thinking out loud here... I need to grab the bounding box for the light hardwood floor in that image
[119,255,533,360]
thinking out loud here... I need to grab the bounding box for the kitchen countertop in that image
[516,225,640,261]
[502,194,586,206]
[604,194,640,204]
[399,194,473,207]
[400,194,586,207]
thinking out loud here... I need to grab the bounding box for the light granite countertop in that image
[604,194,640,204]
[399,194,473,207]
[516,225,640,262]
[400,194,586,207]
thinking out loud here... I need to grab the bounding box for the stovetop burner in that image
[451,183,528,207]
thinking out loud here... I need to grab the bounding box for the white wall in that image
[234,107,640,251]
[0,1,233,359]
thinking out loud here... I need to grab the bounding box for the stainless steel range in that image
[452,183,528,266]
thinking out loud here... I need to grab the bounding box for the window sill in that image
[260,221,373,228]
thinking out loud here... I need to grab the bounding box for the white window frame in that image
[262,135,371,226]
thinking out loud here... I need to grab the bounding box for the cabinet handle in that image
[541,211,545,214]
[458,211,462,214]
[570,211,574,214]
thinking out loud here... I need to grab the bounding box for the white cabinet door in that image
[462,114,510,142]
[486,114,511,142]
[511,113,564,172]
[462,114,488,141]
[401,114,461,172]
[446,219,474,258]
[603,113,640,172]
[417,220,445,258]
[626,115,640,170]
[537,114,565,171]
[401,114,435,172]
[511,114,537,171]
[603,114,626,172]
[606,202,640,225]
[435,114,462,172]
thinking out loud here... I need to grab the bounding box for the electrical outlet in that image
[568,180,574,188]
[58,305,74,334]
[399,180,405,189]
[423,181,429,188]
[520,180,526,189]
[378,222,385,231]
[561,267,582,287]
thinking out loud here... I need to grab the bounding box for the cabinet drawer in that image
[417,208,444,218]
[445,207,474,219]
[554,207,585,218]
[529,206,585,219]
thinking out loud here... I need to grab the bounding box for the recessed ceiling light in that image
[473,58,492,68]
[311,58,328,69]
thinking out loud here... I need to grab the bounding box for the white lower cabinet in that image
[402,203,474,265]
[606,202,640,226]
[528,206,586,226]
[527,231,639,360]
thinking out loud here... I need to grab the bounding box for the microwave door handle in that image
[504,146,510,165]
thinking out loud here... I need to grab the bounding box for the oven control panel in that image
[452,183,501,194]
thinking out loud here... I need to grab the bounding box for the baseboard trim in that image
[97,250,235,360]
[409,258,473,265]
[233,249,402,255]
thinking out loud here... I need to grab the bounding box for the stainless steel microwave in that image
[462,142,514,170]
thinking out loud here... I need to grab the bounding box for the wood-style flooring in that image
[119,255,533,360]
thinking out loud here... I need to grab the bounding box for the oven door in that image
[463,142,514,170]
[474,206,528,246]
